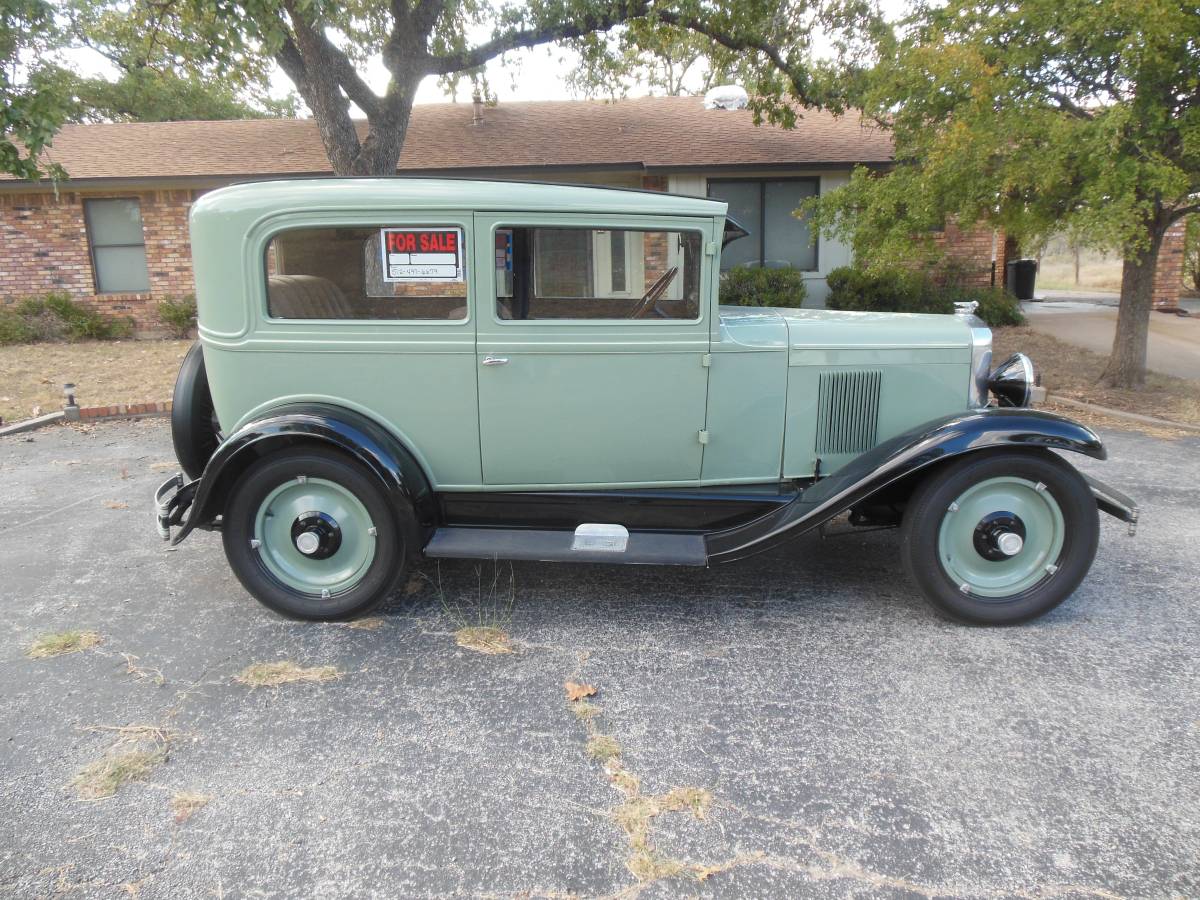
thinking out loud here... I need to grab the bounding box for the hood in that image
[777,307,972,350]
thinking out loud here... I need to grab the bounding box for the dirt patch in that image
[234,661,342,687]
[0,339,189,424]
[26,630,102,659]
[994,326,1200,427]
[170,791,211,824]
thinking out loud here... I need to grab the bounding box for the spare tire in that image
[171,342,221,479]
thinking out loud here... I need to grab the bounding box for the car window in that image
[265,226,468,320]
[495,226,702,321]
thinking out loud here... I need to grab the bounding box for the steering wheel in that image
[629,266,679,319]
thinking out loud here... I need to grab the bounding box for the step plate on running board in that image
[424,526,707,566]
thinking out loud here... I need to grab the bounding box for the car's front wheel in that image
[900,450,1099,625]
[222,448,411,620]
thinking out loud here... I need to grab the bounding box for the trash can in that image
[1006,258,1038,301]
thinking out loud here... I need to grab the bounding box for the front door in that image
[473,213,713,488]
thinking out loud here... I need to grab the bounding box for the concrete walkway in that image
[1023,300,1200,381]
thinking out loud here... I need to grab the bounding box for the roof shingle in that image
[7,95,893,183]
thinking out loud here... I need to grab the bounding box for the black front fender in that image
[169,403,435,546]
[706,408,1110,564]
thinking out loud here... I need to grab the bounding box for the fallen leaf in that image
[565,681,597,702]
[104,500,129,510]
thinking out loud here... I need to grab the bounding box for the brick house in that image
[0,95,1022,333]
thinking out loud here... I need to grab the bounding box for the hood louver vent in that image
[816,370,882,455]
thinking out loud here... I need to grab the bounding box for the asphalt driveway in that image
[1,419,1197,898]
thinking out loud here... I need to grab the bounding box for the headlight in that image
[966,315,992,408]
[988,353,1036,407]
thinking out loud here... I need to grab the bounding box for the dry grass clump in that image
[26,630,101,659]
[586,734,622,763]
[71,749,165,800]
[661,786,713,819]
[455,625,513,655]
[436,562,517,655]
[234,661,341,687]
[565,676,721,885]
[170,791,211,823]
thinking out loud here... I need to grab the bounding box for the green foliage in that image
[825,267,951,315]
[51,67,299,124]
[0,310,36,344]
[157,296,197,338]
[825,267,1025,327]
[718,266,807,308]
[809,0,1200,263]
[964,288,1026,328]
[0,293,131,344]
[1,0,70,180]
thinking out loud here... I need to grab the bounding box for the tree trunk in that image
[351,87,418,176]
[1099,219,1166,389]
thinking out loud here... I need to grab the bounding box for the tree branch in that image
[426,3,650,75]
[283,0,382,116]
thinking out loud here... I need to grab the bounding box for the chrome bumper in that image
[155,472,198,542]
[1085,474,1139,536]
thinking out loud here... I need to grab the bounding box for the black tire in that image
[171,342,221,479]
[900,450,1099,625]
[222,448,414,620]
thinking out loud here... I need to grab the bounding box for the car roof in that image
[192,176,728,220]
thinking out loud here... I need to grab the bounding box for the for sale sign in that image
[380,227,465,282]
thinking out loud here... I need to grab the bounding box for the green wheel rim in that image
[937,476,1065,599]
[253,476,376,596]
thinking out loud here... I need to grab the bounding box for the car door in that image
[473,212,713,488]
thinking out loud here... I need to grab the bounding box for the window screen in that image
[265,226,468,320]
[708,179,819,271]
[84,199,151,293]
[500,227,702,321]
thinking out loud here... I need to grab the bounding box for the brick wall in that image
[929,221,1003,288]
[1152,219,1186,309]
[0,189,198,332]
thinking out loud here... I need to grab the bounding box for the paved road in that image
[2,420,1197,898]
[1023,301,1200,381]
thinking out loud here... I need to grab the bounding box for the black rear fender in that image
[707,408,1115,564]
[169,403,435,547]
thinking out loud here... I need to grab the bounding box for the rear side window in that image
[495,226,703,321]
[265,226,468,320]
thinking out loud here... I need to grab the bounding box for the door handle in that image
[481,356,510,366]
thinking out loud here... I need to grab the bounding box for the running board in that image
[424,526,708,566]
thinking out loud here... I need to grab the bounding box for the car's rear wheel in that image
[900,450,1099,625]
[222,448,411,620]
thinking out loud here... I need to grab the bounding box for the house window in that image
[84,198,151,293]
[707,179,819,271]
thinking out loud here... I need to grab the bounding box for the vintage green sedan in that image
[156,178,1137,624]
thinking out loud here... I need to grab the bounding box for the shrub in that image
[157,295,197,338]
[826,266,1024,326]
[0,292,132,344]
[44,292,132,340]
[826,266,952,314]
[719,265,808,308]
[0,309,35,345]
[956,286,1026,327]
